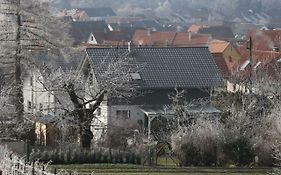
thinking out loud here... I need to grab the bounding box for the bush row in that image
[29,147,141,165]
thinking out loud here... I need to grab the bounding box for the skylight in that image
[254,61,261,69]
[130,73,141,80]
[240,59,250,71]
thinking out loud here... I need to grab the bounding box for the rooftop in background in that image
[70,21,109,45]
[198,26,235,40]
[209,40,230,53]
[108,19,164,32]
[90,30,135,45]
[236,50,281,81]
[244,29,281,52]
[78,7,116,17]
[85,47,223,89]
[132,30,210,47]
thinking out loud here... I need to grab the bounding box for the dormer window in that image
[90,35,94,41]
[273,46,280,52]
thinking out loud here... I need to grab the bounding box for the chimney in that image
[188,31,192,41]
[128,41,132,52]
[147,28,151,36]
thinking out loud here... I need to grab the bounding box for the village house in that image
[209,40,242,76]
[78,7,117,21]
[70,21,109,45]
[226,29,281,93]
[108,19,164,32]
[22,52,76,146]
[188,24,235,41]
[87,30,135,46]
[79,47,223,143]
[23,65,58,146]
[57,7,116,22]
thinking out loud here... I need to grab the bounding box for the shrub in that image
[171,118,223,166]
[223,137,255,166]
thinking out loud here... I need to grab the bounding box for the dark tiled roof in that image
[198,26,234,40]
[70,21,109,45]
[109,19,163,31]
[92,31,134,44]
[85,47,223,89]
[79,8,116,17]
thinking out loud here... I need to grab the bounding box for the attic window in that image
[130,73,141,80]
[228,56,233,62]
[90,35,94,41]
[240,59,250,71]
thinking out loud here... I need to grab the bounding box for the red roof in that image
[209,40,230,53]
[235,49,281,81]
[132,30,210,47]
[245,30,281,51]
[212,53,231,79]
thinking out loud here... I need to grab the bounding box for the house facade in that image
[22,68,60,146]
[80,47,224,143]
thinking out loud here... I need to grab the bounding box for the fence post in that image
[32,161,35,175]
[54,168,57,174]
[42,165,45,175]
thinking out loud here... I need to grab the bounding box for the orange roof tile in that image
[132,30,210,47]
[187,24,201,33]
[209,40,230,53]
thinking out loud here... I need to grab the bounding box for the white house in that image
[79,47,224,143]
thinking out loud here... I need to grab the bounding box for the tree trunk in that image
[15,0,24,120]
[77,109,93,149]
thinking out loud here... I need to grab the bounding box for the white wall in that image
[23,71,56,115]
[87,33,98,45]
[91,104,145,142]
[108,105,145,127]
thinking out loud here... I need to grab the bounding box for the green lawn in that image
[49,164,272,175]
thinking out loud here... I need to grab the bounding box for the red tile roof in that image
[212,53,231,79]
[235,49,281,81]
[209,40,230,53]
[245,30,281,51]
[187,24,201,33]
[132,30,210,47]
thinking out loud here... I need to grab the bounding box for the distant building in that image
[70,21,109,45]
[132,30,211,47]
[87,30,135,46]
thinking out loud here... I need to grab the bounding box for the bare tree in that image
[0,0,71,138]
[37,52,138,148]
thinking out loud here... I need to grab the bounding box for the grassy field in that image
[50,164,272,175]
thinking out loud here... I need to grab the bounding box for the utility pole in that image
[247,36,253,93]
